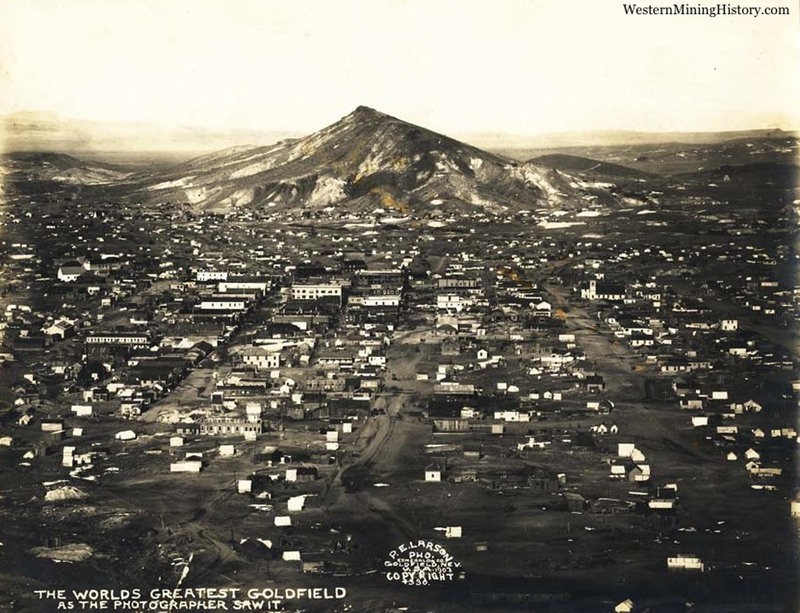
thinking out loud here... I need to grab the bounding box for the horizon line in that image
[2,107,798,141]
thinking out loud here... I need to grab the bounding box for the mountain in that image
[529,154,656,179]
[135,106,604,215]
[497,134,799,175]
[0,151,132,185]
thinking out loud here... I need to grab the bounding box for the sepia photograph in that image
[0,1,798,611]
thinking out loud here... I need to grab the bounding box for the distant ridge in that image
[464,128,798,151]
[675,161,799,184]
[0,150,132,184]
[0,111,297,154]
[529,154,656,179]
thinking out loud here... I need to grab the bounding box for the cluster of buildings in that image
[0,171,797,584]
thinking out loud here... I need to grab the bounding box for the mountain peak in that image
[348,105,390,121]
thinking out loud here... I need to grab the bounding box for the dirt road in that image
[546,282,724,466]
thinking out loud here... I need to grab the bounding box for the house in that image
[494,410,530,422]
[518,436,551,451]
[121,399,146,417]
[680,397,704,410]
[584,375,605,393]
[586,399,612,414]
[424,465,443,482]
[628,464,651,483]
[86,332,150,346]
[291,281,345,303]
[361,294,401,308]
[170,461,202,473]
[196,270,228,282]
[288,494,312,512]
[238,401,262,423]
[434,382,475,395]
[744,448,760,461]
[57,262,87,282]
[285,466,317,482]
[582,279,626,301]
[743,399,763,413]
[527,471,562,492]
[218,278,271,293]
[198,297,249,312]
[437,276,480,290]
[748,465,782,479]
[436,293,475,312]
[630,448,646,463]
[41,418,65,432]
[127,360,188,390]
[436,323,458,336]
[610,461,633,480]
[648,498,676,511]
[240,346,280,371]
[590,423,608,435]
[187,340,215,363]
[71,404,93,417]
[200,417,262,437]
[629,334,654,348]
[332,420,353,434]
[43,318,76,339]
[615,599,635,613]
[562,492,586,512]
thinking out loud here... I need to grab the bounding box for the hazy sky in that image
[1,0,798,136]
